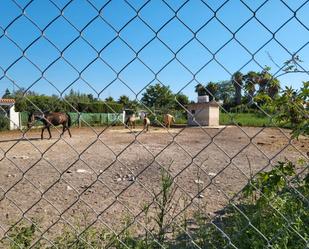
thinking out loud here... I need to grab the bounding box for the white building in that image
[0,99,20,130]
[187,95,220,127]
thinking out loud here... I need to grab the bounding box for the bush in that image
[0,115,9,131]
[15,95,124,114]
[179,160,308,249]
[15,96,67,113]
[76,102,123,113]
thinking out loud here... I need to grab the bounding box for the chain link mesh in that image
[0,0,308,248]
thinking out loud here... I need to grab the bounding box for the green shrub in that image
[188,160,309,249]
[15,95,124,114]
[0,115,9,131]
[15,96,67,113]
[76,102,123,113]
[2,222,41,249]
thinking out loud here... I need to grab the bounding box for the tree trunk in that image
[247,90,254,105]
[235,85,242,105]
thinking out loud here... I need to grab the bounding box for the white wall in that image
[187,104,219,127]
[9,105,20,130]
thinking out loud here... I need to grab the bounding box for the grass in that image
[219,112,278,127]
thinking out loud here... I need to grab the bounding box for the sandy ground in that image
[0,125,308,241]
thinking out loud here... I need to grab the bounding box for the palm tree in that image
[206,82,219,101]
[232,71,243,105]
[257,67,272,94]
[245,81,256,104]
[195,83,207,96]
[244,71,258,104]
[257,67,280,99]
[267,78,280,99]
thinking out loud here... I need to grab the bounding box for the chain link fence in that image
[0,0,308,248]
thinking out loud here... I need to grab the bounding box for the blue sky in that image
[0,0,308,101]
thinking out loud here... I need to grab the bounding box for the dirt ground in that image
[0,125,308,241]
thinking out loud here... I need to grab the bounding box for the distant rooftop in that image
[0,99,15,105]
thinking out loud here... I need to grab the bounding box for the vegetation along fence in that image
[0,0,308,249]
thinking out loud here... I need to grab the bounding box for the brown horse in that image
[143,114,150,132]
[164,114,175,129]
[28,111,72,139]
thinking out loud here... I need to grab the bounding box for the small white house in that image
[0,99,20,130]
[187,95,220,127]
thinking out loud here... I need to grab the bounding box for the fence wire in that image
[0,0,308,248]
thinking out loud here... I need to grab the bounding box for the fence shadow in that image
[0,138,42,143]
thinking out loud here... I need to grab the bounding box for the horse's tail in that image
[67,113,71,127]
[172,116,175,123]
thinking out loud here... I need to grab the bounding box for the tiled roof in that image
[0,99,15,104]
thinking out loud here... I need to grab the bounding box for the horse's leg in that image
[62,125,66,135]
[67,126,72,138]
[47,126,52,139]
[41,127,45,139]
[133,121,135,129]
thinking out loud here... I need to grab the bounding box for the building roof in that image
[0,98,15,104]
[0,99,15,103]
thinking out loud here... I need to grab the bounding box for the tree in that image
[232,71,243,105]
[205,82,219,101]
[65,90,94,105]
[257,67,272,94]
[254,67,281,100]
[11,88,37,97]
[118,95,130,107]
[272,82,308,138]
[242,68,280,104]
[174,93,189,110]
[243,71,258,104]
[282,55,305,75]
[105,96,115,102]
[195,83,207,96]
[128,99,139,110]
[141,83,174,109]
[87,94,95,102]
[267,78,280,99]
[216,80,235,104]
[2,89,12,98]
